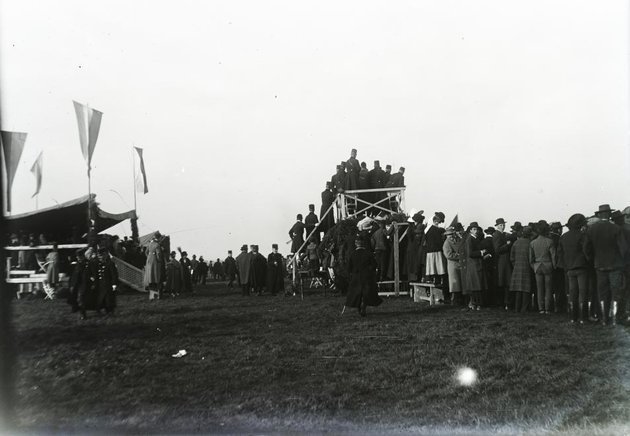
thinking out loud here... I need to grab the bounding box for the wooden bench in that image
[377,281,411,297]
[409,282,444,305]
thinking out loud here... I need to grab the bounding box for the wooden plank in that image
[4,243,88,251]
[7,277,69,284]
[378,291,410,297]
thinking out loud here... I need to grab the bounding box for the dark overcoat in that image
[492,231,512,287]
[266,252,285,294]
[509,237,532,293]
[250,253,267,289]
[165,258,184,293]
[465,234,485,292]
[96,258,118,311]
[345,248,383,308]
[224,256,237,279]
[289,221,305,254]
[320,189,335,233]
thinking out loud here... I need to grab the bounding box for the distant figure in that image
[96,247,118,314]
[224,250,237,288]
[267,244,285,296]
[289,214,305,254]
[492,218,513,310]
[320,182,335,234]
[235,244,252,296]
[530,220,556,314]
[424,212,446,286]
[197,256,208,285]
[45,244,60,292]
[345,238,383,317]
[557,214,589,323]
[305,204,320,243]
[465,222,490,310]
[178,248,193,293]
[165,251,184,297]
[250,245,267,296]
[143,232,164,292]
[213,259,224,280]
[383,164,392,187]
[190,255,199,283]
[386,166,405,188]
[345,148,360,190]
[367,161,386,215]
[331,164,346,192]
[68,249,88,316]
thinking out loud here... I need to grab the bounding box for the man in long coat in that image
[165,251,184,297]
[96,248,118,314]
[289,214,306,254]
[235,244,252,296]
[466,222,489,310]
[178,249,193,293]
[304,204,320,243]
[331,164,346,193]
[345,238,382,316]
[442,227,462,305]
[267,244,285,295]
[492,218,513,309]
[367,160,385,215]
[320,182,335,234]
[143,232,164,291]
[249,245,267,296]
[223,250,237,288]
[345,148,361,191]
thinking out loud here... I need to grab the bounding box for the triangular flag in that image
[134,146,149,194]
[448,214,459,228]
[0,130,27,213]
[73,100,103,176]
[30,151,43,198]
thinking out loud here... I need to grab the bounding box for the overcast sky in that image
[1,0,629,258]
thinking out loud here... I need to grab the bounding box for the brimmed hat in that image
[596,204,613,215]
[484,227,495,235]
[444,227,455,236]
[412,211,425,223]
[272,243,278,249]
[522,226,533,238]
[240,245,248,251]
[495,218,506,226]
[170,251,177,256]
[611,210,624,221]
[468,221,480,230]
[453,222,464,232]
[537,220,550,235]
[511,221,523,232]
[434,212,445,223]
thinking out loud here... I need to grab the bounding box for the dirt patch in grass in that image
[10,284,630,434]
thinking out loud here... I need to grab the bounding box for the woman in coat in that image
[165,251,184,297]
[465,222,489,310]
[143,232,164,291]
[344,238,382,316]
[510,226,533,313]
[442,227,462,305]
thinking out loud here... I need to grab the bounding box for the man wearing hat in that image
[368,160,386,215]
[223,250,237,288]
[424,212,447,286]
[612,210,630,323]
[558,214,589,323]
[344,238,383,317]
[320,182,336,234]
[289,214,306,255]
[165,250,184,298]
[585,204,628,325]
[305,204,320,243]
[68,248,89,318]
[481,227,496,305]
[96,247,118,314]
[386,167,406,211]
[383,164,392,187]
[235,245,252,296]
[177,248,194,293]
[267,244,285,296]
[493,218,513,309]
[250,245,267,296]
[549,222,567,313]
[509,222,523,242]
[465,222,490,310]
[331,164,346,193]
[345,148,361,191]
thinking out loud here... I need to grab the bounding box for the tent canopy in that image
[5,194,136,243]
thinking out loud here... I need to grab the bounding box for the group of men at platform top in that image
[328,148,406,194]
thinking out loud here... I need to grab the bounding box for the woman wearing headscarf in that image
[345,238,382,316]
[510,226,534,313]
[530,220,557,314]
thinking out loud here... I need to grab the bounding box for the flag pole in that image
[132,146,137,212]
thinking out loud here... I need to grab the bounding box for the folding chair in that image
[43,283,55,300]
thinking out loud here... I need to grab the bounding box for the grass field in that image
[10,283,630,434]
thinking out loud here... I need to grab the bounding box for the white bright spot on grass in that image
[456,367,478,386]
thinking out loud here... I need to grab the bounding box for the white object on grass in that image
[172,349,187,358]
[456,367,477,386]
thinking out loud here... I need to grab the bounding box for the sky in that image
[1,0,629,259]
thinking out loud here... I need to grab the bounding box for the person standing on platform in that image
[224,250,237,288]
[492,218,513,310]
[368,160,386,215]
[267,243,285,296]
[235,245,252,296]
[345,238,383,317]
[143,232,164,293]
[345,148,360,191]
[305,204,320,243]
[383,165,392,187]
[320,182,335,234]
[386,167,405,211]
[331,164,346,193]
[289,214,306,255]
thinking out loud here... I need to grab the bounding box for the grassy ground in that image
[9,283,630,434]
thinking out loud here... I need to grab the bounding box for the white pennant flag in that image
[73,100,103,176]
[30,151,43,198]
